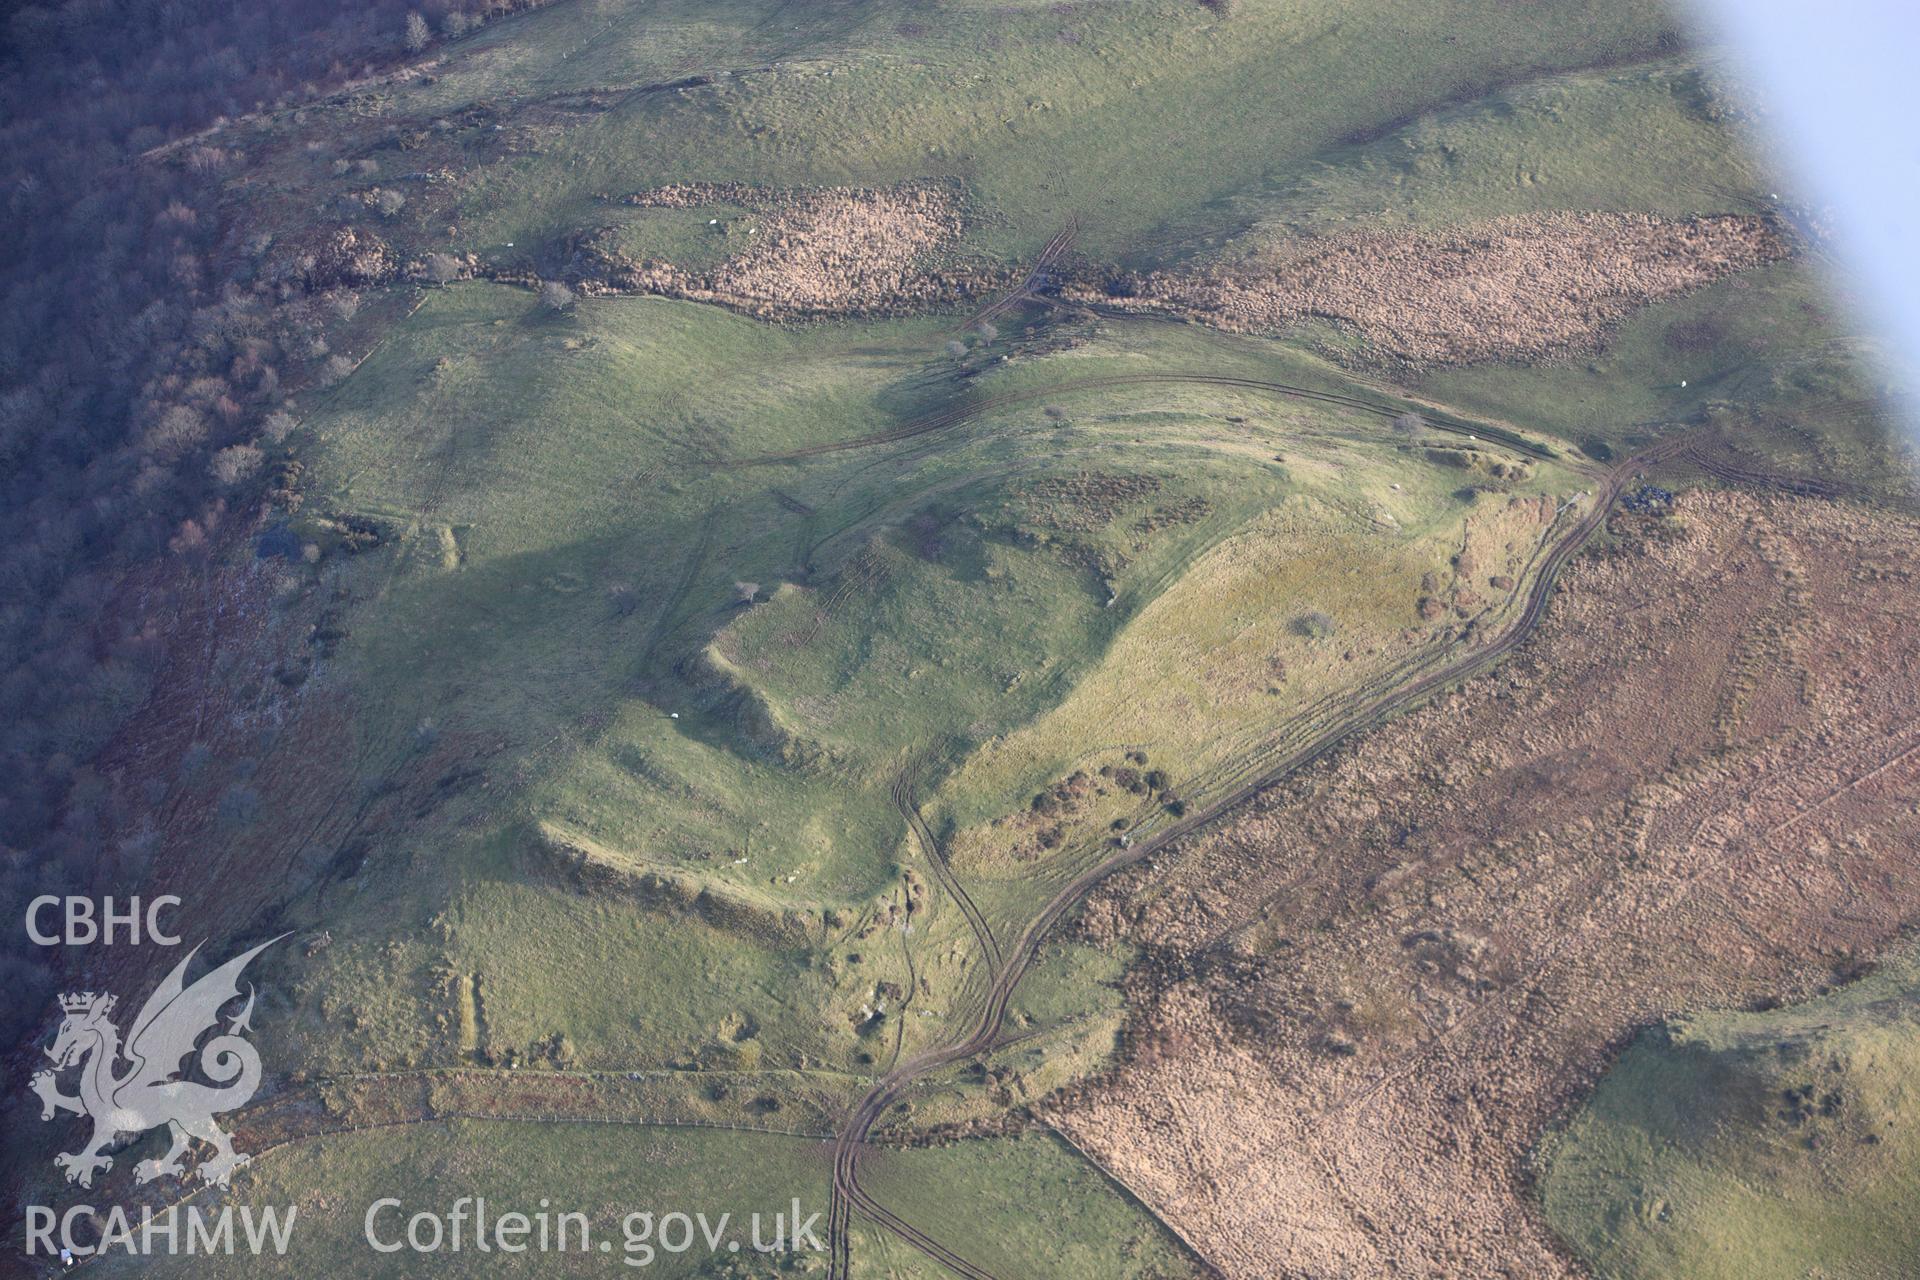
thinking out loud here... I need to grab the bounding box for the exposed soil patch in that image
[578,182,987,318]
[1076,212,1789,365]
[1050,489,1920,1278]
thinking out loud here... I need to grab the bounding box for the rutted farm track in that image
[79,405,1858,1280]
[823,429,1690,1280]
[1052,483,1920,1277]
[96,383,1841,1279]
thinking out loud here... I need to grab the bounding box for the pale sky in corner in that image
[1690,0,1920,399]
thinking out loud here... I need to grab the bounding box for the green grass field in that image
[80,1123,1194,1279]
[276,278,1576,1087]
[1216,54,1777,241]
[93,1121,836,1277]
[854,1133,1202,1279]
[265,0,1682,274]
[1542,951,1920,1279]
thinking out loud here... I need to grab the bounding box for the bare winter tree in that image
[209,444,265,487]
[145,405,208,461]
[404,12,431,54]
[539,281,576,312]
[261,411,298,444]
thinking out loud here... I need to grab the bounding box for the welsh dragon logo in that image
[31,937,283,1189]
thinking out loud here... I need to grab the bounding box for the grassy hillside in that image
[87,1123,1199,1279]
[19,0,1914,1271]
[1219,54,1777,239]
[1543,951,1920,1279]
[97,1121,835,1278]
[855,1132,1203,1279]
[275,281,1574,1081]
[238,0,1685,273]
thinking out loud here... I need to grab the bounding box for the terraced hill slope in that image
[12,1,1917,1276]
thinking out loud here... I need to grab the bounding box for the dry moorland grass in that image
[583,182,979,316]
[1078,212,1789,364]
[1050,489,1920,1277]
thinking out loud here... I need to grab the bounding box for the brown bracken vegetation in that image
[1052,489,1920,1277]
[580,183,981,317]
[1078,212,1789,365]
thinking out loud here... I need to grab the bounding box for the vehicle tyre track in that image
[826,435,1690,1280]
[894,757,1003,972]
